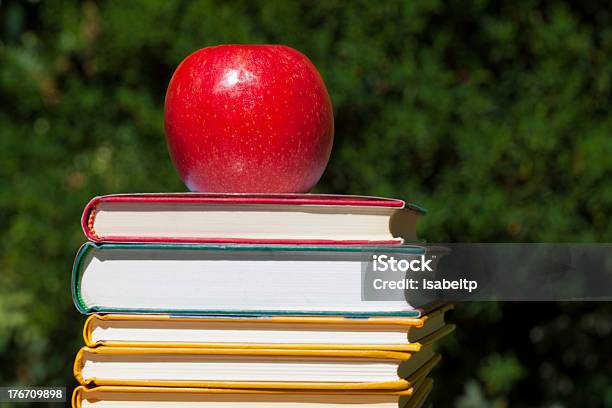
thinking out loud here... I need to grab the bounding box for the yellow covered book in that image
[83,305,453,351]
[74,346,441,391]
[72,378,434,408]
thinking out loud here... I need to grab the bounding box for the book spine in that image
[71,243,95,315]
[81,197,100,242]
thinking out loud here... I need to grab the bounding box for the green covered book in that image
[72,242,428,317]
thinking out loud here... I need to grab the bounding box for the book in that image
[82,305,454,350]
[81,193,424,245]
[74,346,440,390]
[72,242,432,316]
[71,378,433,408]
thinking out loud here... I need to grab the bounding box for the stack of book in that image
[71,193,454,408]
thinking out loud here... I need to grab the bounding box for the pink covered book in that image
[82,193,425,245]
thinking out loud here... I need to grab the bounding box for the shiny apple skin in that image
[164,44,334,193]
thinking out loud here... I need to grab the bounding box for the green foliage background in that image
[1,1,611,406]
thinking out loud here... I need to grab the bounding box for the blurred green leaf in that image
[478,353,527,394]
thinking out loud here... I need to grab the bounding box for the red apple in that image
[164,44,334,193]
